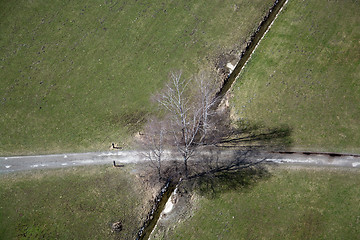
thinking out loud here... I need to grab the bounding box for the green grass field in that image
[230,0,360,153]
[165,166,360,239]
[0,0,274,155]
[0,165,153,240]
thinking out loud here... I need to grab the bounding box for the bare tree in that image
[158,71,220,178]
[195,71,220,144]
[140,117,166,181]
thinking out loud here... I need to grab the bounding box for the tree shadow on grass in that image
[184,149,268,198]
[183,122,293,198]
[217,121,293,151]
[188,163,270,199]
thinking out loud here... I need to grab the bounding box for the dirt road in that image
[0,151,144,173]
[264,151,360,168]
[1,150,360,174]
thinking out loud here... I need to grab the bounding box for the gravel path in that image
[264,151,360,168]
[1,150,360,174]
[0,151,144,173]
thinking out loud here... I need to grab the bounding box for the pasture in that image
[164,166,360,239]
[0,165,154,239]
[0,0,274,155]
[230,0,360,153]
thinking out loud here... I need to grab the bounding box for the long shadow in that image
[183,121,292,198]
[188,163,270,199]
[217,121,292,151]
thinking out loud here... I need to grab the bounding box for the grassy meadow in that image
[230,0,360,153]
[0,165,154,239]
[0,0,275,155]
[164,166,360,239]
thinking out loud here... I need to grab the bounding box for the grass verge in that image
[164,166,360,239]
[0,165,155,240]
[230,0,360,153]
[0,0,274,155]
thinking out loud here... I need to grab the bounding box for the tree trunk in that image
[158,165,162,181]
